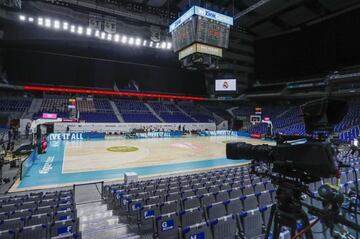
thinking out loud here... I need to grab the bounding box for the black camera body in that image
[227,140,337,183]
[226,98,347,182]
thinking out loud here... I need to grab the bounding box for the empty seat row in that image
[136,192,275,231]
[105,178,273,206]
[154,206,271,239]
[106,175,267,197]
[0,218,80,239]
[0,190,79,239]
[0,190,73,204]
[109,183,275,212]
[104,166,253,192]
[0,200,74,214]
[0,207,76,226]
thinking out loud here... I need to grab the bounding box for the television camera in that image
[226,98,360,238]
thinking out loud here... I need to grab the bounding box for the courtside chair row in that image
[0,190,81,239]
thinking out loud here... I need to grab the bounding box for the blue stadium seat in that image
[210,214,237,239]
[155,212,180,239]
[181,221,213,239]
[18,224,48,239]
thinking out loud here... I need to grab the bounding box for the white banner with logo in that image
[54,122,216,134]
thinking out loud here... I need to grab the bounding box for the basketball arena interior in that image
[0,0,360,238]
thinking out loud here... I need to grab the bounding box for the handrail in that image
[72,181,105,204]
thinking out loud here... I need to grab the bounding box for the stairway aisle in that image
[110,100,125,123]
[144,102,164,122]
[77,201,140,239]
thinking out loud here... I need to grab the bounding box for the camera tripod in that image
[264,182,314,239]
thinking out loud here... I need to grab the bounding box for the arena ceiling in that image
[152,0,360,38]
[16,0,360,39]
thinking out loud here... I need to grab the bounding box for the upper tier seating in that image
[33,97,70,119]
[177,102,214,123]
[77,100,96,113]
[0,189,80,239]
[39,98,69,113]
[78,99,119,123]
[147,102,195,123]
[79,112,119,123]
[247,106,291,134]
[115,99,160,123]
[0,98,31,112]
[231,106,253,117]
[245,101,360,141]
[204,105,232,120]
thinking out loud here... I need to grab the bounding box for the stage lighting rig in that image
[17,14,172,51]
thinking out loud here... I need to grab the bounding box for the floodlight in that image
[45,18,51,28]
[95,30,100,37]
[19,15,26,21]
[114,34,120,42]
[107,34,112,41]
[70,25,76,33]
[161,42,166,49]
[100,32,106,39]
[37,18,44,26]
[53,20,60,29]
[143,40,147,46]
[86,28,92,36]
[28,17,34,22]
[166,42,172,49]
[135,38,141,46]
[121,35,127,44]
[63,22,69,30]
[149,41,154,47]
[129,37,134,45]
[155,42,160,48]
[77,26,83,35]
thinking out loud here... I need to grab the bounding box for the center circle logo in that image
[106,146,139,152]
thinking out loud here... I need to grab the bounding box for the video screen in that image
[215,79,236,91]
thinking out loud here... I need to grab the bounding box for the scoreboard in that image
[170,6,233,53]
[196,16,230,48]
[172,18,196,52]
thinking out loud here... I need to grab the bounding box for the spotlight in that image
[63,22,69,30]
[149,41,154,47]
[135,38,141,46]
[121,35,127,44]
[19,15,26,21]
[143,40,147,46]
[86,28,92,36]
[114,34,120,42]
[70,25,76,33]
[107,34,112,41]
[53,20,60,29]
[77,26,83,34]
[95,30,100,37]
[28,17,34,22]
[129,37,134,45]
[38,17,44,26]
[166,42,172,49]
[161,42,166,49]
[100,32,106,39]
[45,18,51,28]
